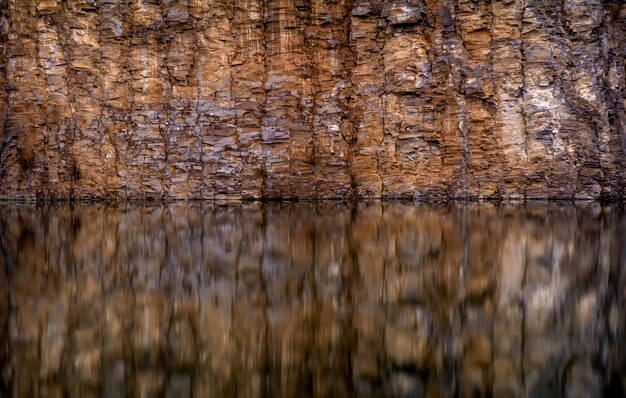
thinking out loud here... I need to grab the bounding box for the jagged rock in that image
[0,0,625,201]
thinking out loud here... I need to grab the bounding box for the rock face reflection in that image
[1,203,625,398]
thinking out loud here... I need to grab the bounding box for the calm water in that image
[0,202,625,398]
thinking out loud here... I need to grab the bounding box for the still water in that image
[0,202,625,398]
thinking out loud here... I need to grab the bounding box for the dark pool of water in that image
[0,202,625,398]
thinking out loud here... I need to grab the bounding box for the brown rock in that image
[0,1,625,201]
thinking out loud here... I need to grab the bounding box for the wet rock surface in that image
[1,202,625,397]
[0,1,626,200]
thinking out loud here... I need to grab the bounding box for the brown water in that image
[0,202,625,398]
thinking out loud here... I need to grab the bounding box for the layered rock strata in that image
[1,203,625,397]
[0,1,625,200]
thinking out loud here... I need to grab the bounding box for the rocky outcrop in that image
[1,203,625,397]
[0,0,625,200]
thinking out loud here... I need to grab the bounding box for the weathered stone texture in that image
[1,203,625,397]
[0,0,625,200]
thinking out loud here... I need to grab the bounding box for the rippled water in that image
[0,202,625,398]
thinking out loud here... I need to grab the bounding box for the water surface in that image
[1,202,625,397]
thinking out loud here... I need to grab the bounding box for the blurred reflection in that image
[0,202,625,398]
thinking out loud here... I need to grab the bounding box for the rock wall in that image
[1,203,625,397]
[0,0,625,200]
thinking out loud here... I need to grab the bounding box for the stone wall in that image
[1,203,625,397]
[0,0,625,200]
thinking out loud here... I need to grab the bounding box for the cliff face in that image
[0,0,625,200]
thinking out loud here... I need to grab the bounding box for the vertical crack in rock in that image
[349,0,385,198]
[121,0,134,200]
[158,1,171,199]
[0,0,625,200]
[259,0,270,198]
[0,7,7,195]
[191,12,203,200]
[603,3,626,198]
[309,0,349,198]
[342,1,357,199]
[232,0,265,199]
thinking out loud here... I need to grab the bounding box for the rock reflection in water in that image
[0,202,625,398]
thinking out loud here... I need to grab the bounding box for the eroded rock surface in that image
[1,203,625,397]
[0,0,625,200]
